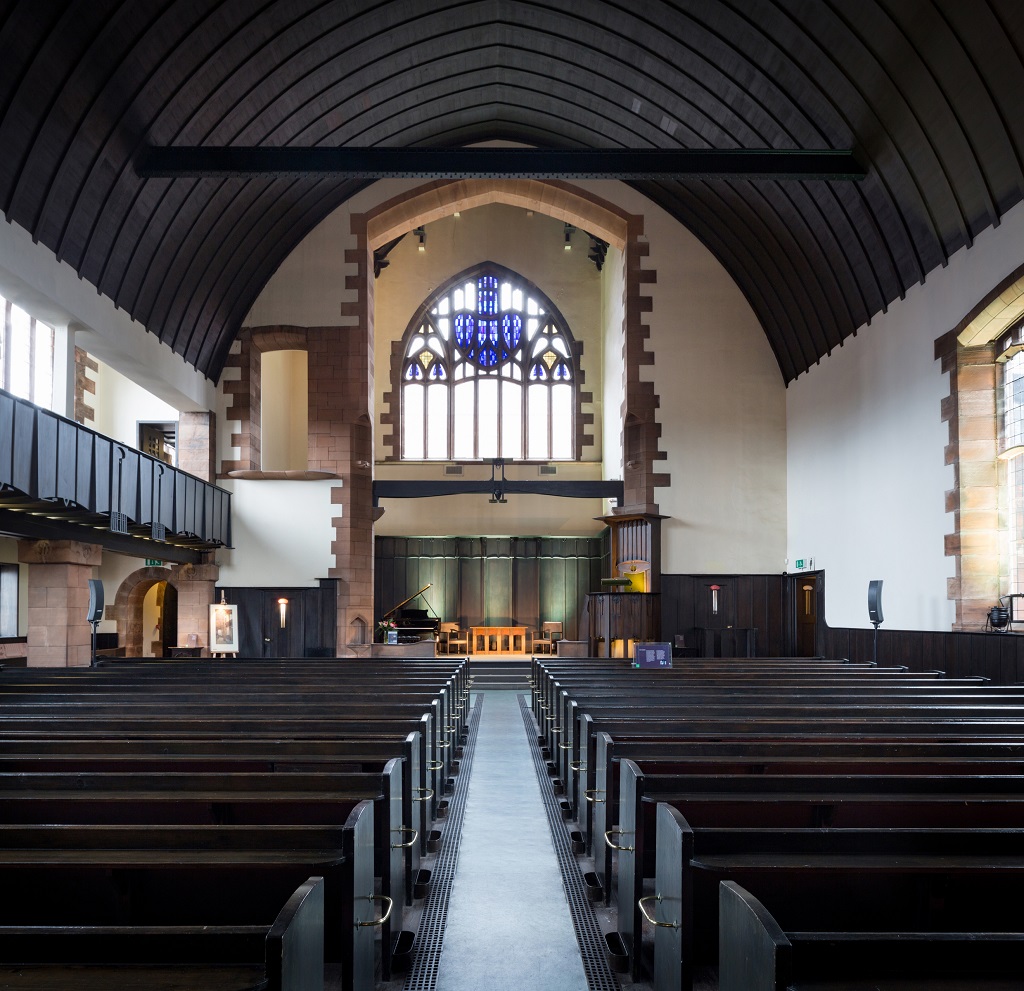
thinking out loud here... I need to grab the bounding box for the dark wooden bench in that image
[590,730,1024,888]
[575,709,1024,862]
[0,734,431,892]
[718,879,1024,991]
[0,659,467,988]
[0,764,411,969]
[647,801,1024,990]
[0,875,324,991]
[535,671,1001,797]
[0,814,378,991]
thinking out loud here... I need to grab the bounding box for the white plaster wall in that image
[91,359,179,451]
[787,200,1024,632]
[575,181,788,574]
[216,479,337,587]
[244,178,423,328]
[374,461,606,536]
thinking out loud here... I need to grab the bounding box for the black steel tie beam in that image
[137,147,865,181]
[372,478,625,507]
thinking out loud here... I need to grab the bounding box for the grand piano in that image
[382,584,439,643]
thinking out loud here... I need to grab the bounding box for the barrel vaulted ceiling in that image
[1,1,1022,383]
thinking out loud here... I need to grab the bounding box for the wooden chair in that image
[437,622,470,655]
[533,621,562,654]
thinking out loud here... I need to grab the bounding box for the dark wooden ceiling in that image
[1,1,1022,384]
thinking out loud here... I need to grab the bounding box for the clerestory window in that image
[400,264,577,461]
[1,293,54,410]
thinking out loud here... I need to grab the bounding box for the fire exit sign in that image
[794,558,814,570]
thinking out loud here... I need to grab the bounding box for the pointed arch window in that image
[401,265,577,461]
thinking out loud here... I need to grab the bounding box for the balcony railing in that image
[0,388,230,557]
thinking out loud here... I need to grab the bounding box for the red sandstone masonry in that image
[74,348,97,425]
[935,329,1001,632]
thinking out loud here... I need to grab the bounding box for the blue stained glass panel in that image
[478,276,498,314]
[502,313,522,350]
[553,362,571,381]
[454,313,475,350]
[477,320,499,347]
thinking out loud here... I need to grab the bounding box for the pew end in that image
[719,880,791,991]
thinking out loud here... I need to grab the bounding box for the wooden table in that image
[471,626,527,654]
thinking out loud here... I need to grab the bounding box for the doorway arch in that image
[112,566,177,657]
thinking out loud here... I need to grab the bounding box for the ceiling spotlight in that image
[415,226,426,251]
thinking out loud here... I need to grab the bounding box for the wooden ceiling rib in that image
[1,0,1023,383]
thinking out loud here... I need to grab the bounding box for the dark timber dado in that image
[664,572,1024,684]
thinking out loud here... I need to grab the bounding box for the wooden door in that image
[794,574,819,657]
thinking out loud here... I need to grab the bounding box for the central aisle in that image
[433,690,590,991]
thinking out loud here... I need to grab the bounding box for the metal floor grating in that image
[401,692,484,991]
[518,693,623,991]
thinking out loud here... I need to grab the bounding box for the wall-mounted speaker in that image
[868,579,883,625]
[87,579,104,624]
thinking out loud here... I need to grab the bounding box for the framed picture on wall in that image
[209,602,239,654]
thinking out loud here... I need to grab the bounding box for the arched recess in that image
[111,566,175,657]
[364,177,665,507]
[334,177,665,653]
[365,178,630,252]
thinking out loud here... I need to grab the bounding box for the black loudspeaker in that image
[868,580,884,625]
[87,579,104,624]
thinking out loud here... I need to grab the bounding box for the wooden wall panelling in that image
[484,540,513,625]
[374,534,604,639]
[538,553,566,635]
[514,549,540,631]
[458,553,484,628]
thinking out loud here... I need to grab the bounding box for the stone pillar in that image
[306,220,376,657]
[18,539,103,667]
[169,558,220,656]
[178,411,217,482]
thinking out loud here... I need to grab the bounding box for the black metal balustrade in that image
[0,388,230,562]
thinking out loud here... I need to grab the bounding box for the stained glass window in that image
[400,265,576,461]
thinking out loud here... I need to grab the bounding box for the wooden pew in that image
[535,668,998,799]
[0,764,409,973]
[0,813,378,991]
[647,798,1024,990]
[0,658,466,989]
[0,734,430,900]
[0,875,324,991]
[576,708,1024,863]
[590,730,1024,894]
[718,879,1024,991]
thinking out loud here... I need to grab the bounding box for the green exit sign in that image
[795,558,805,569]
[145,559,164,567]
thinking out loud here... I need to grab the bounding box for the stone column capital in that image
[17,539,103,566]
